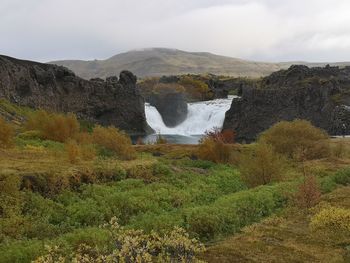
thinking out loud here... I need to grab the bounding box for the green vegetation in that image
[138,75,212,102]
[259,119,330,160]
[1,100,350,262]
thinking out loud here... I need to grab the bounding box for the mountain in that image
[50,48,350,79]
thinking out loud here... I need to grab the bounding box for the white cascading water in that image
[145,96,235,135]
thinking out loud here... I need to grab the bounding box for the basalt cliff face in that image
[0,55,151,135]
[149,92,188,127]
[223,65,350,142]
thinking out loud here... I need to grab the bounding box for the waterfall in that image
[145,96,235,135]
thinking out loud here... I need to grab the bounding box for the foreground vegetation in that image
[1,100,350,262]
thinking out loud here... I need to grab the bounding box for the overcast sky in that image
[1,0,350,62]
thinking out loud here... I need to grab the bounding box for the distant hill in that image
[50,48,350,79]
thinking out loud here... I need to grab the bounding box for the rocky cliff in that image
[0,55,151,135]
[149,92,188,127]
[223,65,350,142]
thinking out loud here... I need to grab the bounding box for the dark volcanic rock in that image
[0,55,152,135]
[223,65,350,142]
[149,92,188,127]
[207,77,252,98]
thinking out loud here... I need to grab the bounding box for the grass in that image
[201,187,350,263]
[1,101,350,262]
[1,138,350,262]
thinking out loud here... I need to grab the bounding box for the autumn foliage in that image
[204,127,235,144]
[197,128,235,163]
[26,110,80,142]
[0,117,15,148]
[239,143,287,187]
[92,126,136,160]
[259,119,330,160]
[294,175,321,208]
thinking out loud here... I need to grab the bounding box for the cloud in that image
[0,0,350,62]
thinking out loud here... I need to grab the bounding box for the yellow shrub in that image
[79,144,96,161]
[0,117,14,148]
[75,131,93,145]
[310,206,350,233]
[239,143,288,187]
[65,140,80,164]
[197,138,231,163]
[259,119,330,160]
[34,217,205,263]
[26,110,80,142]
[92,126,136,160]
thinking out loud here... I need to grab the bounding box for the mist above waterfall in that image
[145,96,235,136]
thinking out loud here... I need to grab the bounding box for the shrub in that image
[259,119,330,160]
[179,76,211,100]
[93,160,127,182]
[64,140,80,164]
[186,185,285,240]
[126,162,170,182]
[332,142,347,158]
[75,131,93,145]
[0,117,14,148]
[0,172,22,218]
[204,127,235,144]
[294,175,321,208]
[92,126,136,160]
[319,176,337,194]
[239,143,288,187]
[197,138,231,163]
[26,111,80,142]
[310,206,350,233]
[79,144,96,161]
[34,217,205,263]
[333,168,350,185]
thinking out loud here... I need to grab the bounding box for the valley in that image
[1,54,350,262]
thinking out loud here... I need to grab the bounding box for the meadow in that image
[1,99,350,262]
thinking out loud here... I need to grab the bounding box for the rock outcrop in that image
[223,65,350,142]
[207,77,248,98]
[149,91,188,127]
[0,55,151,135]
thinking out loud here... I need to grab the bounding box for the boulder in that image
[149,91,188,127]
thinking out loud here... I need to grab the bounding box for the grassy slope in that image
[1,140,350,262]
[202,186,350,263]
[1,101,350,262]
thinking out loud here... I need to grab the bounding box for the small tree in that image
[294,175,321,209]
[259,119,330,160]
[239,143,287,187]
[197,128,234,163]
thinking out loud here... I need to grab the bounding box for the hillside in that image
[50,48,350,79]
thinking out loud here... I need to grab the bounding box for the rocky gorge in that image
[0,55,151,135]
[223,65,350,142]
